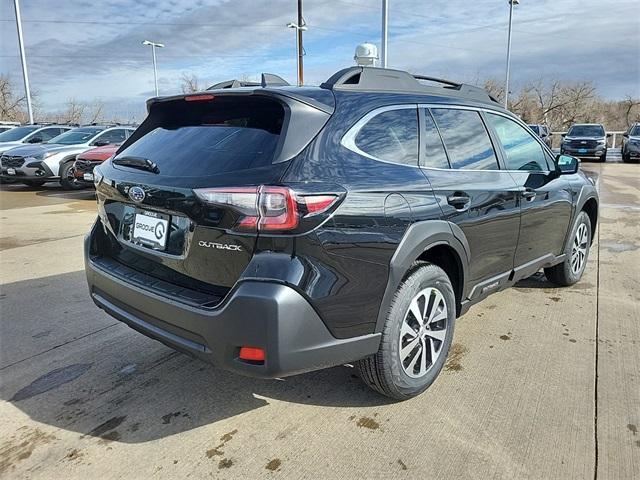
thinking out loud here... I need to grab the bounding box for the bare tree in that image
[622,95,640,126]
[86,101,105,124]
[180,73,201,93]
[0,75,27,122]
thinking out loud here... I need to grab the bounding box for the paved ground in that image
[0,162,638,480]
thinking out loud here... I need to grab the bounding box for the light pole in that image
[504,0,519,108]
[13,0,34,124]
[381,0,388,68]
[142,40,164,96]
[287,21,307,86]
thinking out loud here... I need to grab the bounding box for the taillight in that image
[193,186,340,233]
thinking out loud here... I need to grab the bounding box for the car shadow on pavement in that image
[514,271,556,289]
[0,270,393,444]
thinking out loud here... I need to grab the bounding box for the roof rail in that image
[321,67,499,105]
[206,73,290,91]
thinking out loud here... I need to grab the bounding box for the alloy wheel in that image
[571,223,589,275]
[398,287,448,378]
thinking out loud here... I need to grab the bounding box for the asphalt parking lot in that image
[0,161,638,479]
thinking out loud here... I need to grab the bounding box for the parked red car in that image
[72,144,120,188]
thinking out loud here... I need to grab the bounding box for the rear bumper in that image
[84,222,380,378]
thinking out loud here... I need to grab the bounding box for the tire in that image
[59,161,85,190]
[357,262,456,400]
[545,211,592,286]
[22,180,45,187]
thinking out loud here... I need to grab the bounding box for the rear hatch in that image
[93,91,333,304]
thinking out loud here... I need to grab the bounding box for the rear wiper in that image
[112,156,159,174]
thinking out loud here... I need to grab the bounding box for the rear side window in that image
[486,113,549,171]
[353,108,418,165]
[95,129,128,144]
[115,98,284,176]
[420,110,449,169]
[431,109,499,170]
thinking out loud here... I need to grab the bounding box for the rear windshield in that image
[568,125,605,137]
[114,97,285,176]
[0,125,40,142]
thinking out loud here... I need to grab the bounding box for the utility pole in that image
[13,0,34,124]
[504,0,519,109]
[381,0,388,68]
[297,0,304,85]
[287,1,306,86]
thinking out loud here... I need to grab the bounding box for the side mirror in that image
[92,140,110,147]
[27,137,42,143]
[561,133,566,138]
[623,133,629,138]
[556,154,579,175]
[606,133,612,138]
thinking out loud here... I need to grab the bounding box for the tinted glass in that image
[354,108,418,165]
[48,128,103,145]
[114,99,284,176]
[527,125,540,134]
[0,125,40,142]
[420,110,449,169]
[94,129,128,144]
[629,125,640,136]
[431,109,498,170]
[38,128,62,141]
[568,125,605,137]
[486,113,548,171]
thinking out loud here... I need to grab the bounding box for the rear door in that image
[484,112,573,275]
[419,106,521,300]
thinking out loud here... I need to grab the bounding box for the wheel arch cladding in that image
[581,197,598,244]
[375,220,469,333]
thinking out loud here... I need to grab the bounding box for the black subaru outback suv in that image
[85,67,598,400]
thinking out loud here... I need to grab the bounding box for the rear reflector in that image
[193,185,340,233]
[239,346,265,362]
[184,94,215,102]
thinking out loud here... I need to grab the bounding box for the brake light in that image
[193,186,340,232]
[184,94,215,102]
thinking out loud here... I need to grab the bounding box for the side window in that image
[431,108,499,170]
[420,109,449,169]
[39,128,61,141]
[95,129,127,144]
[485,113,548,171]
[353,108,418,165]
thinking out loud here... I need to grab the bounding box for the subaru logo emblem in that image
[129,186,145,203]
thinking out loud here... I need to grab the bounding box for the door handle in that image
[521,188,536,201]
[447,193,471,211]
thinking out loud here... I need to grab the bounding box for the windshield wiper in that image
[112,156,160,174]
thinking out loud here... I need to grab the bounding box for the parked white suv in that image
[0,126,134,188]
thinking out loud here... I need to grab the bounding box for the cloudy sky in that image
[1,0,639,121]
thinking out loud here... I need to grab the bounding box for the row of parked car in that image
[0,123,133,189]
[526,121,640,163]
